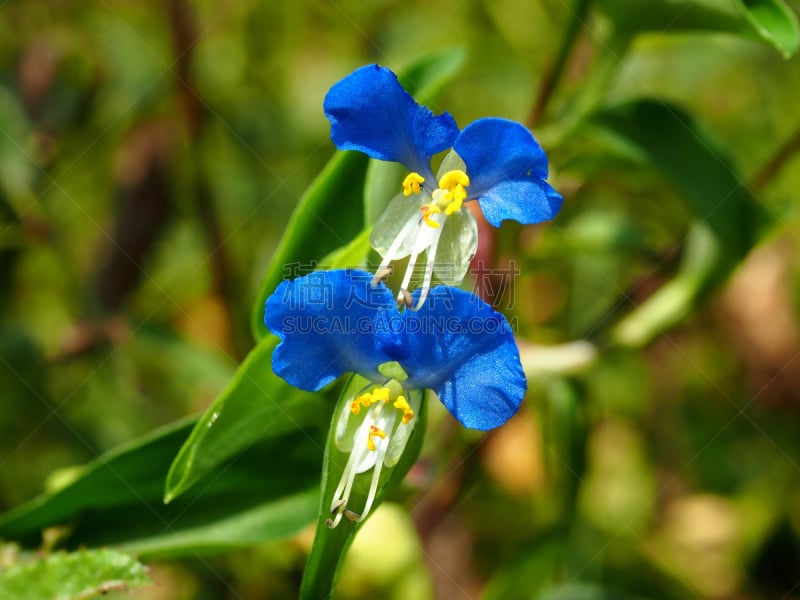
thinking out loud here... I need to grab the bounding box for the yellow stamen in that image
[402,172,425,196]
[438,169,469,191]
[367,425,386,451]
[350,388,392,415]
[437,169,469,216]
[372,387,391,403]
[393,395,415,424]
[421,203,441,228]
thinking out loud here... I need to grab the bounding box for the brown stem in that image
[167,0,242,355]
[750,125,800,192]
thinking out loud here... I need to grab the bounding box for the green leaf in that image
[589,100,771,347]
[250,151,370,340]
[0,548,150,600]
[0,418,322,559]
[165,336,330,502]
[612,223,720,347]
[318,226,373,269]
[740,0,800,58]
[0,88,38,217]
[596,0,800,58]
[299,376,429,599]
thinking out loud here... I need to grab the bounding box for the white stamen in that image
[397,251,420,303]
[374,216,420,285]
[356,410,397,522]
[414,233,440,311]
[327,384,418,528]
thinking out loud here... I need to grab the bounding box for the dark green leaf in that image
[299,376,429,599]
[250,151,370,340]
[0,418,322,559]
[0,548,150,600]
[589,100,771,347]
[165,336,330,502]
[541,378,588,514]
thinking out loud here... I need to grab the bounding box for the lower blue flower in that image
[265,269,526,431]
[264,269,526,526]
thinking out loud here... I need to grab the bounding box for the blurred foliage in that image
[2,0,800,599]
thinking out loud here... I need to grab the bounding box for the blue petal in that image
[397,287,527,430]
[324,65,459,179]
[264,269,399,391]
[454,117,563,227]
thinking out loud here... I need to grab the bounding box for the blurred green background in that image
[2,0,800,598]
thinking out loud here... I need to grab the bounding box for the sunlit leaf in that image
[249,151,370,340]
[0,548,150,600]
[0,88,38,216]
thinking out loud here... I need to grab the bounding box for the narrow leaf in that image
[0,419,322,559]
[250,151,370,340]
[165,336,329,502]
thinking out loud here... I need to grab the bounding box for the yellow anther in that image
[444,187,465,215]
[372,387,391,403]
[367,425,387,451]
[350,388,393,415]
[420,203,442,228]
[438,169,469,192]
[402,172,425,196]
[350,392,373,415]
[393,396,415,424]
[435,170,469,216]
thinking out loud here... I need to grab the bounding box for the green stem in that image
[538,30,632,148]
[529,0,593,126]
[610,223,721,349]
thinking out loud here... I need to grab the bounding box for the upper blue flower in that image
[323,64,562,308]
[265,269,526,430]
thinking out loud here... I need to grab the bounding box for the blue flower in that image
[266,268,525,429]
[265,269,526,526]
[324,64,562,307]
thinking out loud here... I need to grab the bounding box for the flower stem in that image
[529,0,593,126]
